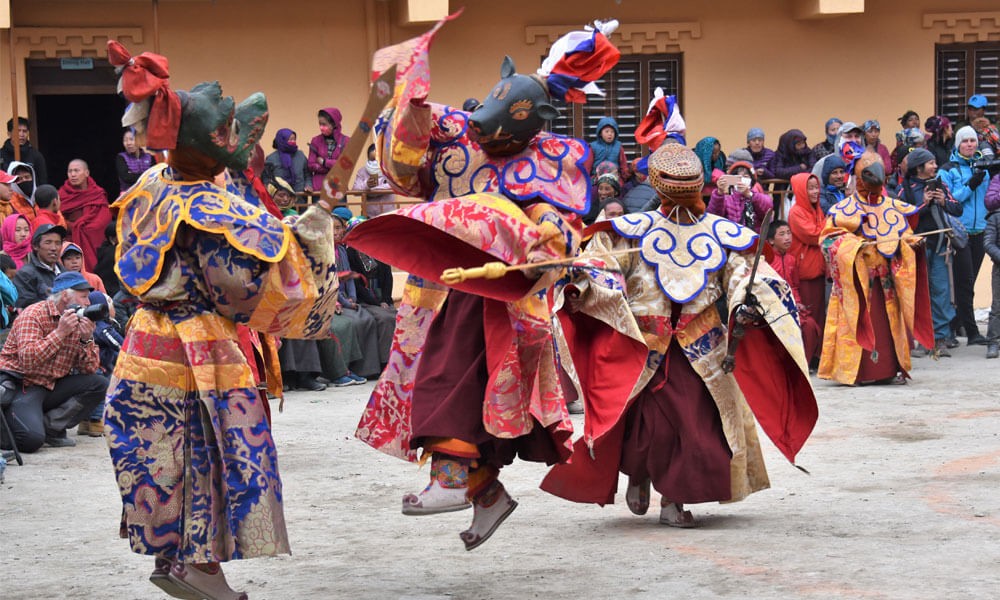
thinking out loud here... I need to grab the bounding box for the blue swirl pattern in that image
[611,211,757,303]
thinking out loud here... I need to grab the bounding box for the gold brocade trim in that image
[113,356,191,391]
[114,164,292,297]
[246,241,317,336]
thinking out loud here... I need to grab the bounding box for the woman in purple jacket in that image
[706,160,774,232]
[307,107,350,191]
[745,127,775,180]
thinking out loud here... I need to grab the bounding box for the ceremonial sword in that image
[721,209,773,374]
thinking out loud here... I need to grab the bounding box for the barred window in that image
[936,42,999,123]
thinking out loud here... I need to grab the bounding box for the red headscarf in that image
[1,213,32,268]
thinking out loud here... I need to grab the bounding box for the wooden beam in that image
[398,0,448,26]
[794,0,865,20]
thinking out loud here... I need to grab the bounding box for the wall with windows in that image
[4,0,998,162]
[4,0,997,302]
[398,0,1000,159]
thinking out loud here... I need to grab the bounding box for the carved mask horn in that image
[501,55,516,78]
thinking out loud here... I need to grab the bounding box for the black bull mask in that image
[467,56,559,157]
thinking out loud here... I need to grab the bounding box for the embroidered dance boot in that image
[149,557,200,600]
[625,476,650,515]
[459,477,518,551]
[659,498,696,528]
[166,563,247,600]
[401,454,471,515]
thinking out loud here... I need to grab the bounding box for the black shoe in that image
[295,376,327,392]
[316,376,332,385]
[912,344,930,358]
[45,433,77,448]
[987,343,999,359]
[945,337,960,349]
[968,334,989,346]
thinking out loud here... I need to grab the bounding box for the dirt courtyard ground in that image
[3,334,1000,599]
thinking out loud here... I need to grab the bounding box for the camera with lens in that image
[973,143,1000,175]
[67,303,109,322]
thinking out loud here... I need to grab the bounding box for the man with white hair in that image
[0,271,107,452]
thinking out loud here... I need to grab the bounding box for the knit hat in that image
[863,119,880,132]
[595,172,621,194]
[727,161,754,175]
[924,115,951,135]
[954,125,978,150]
[746,127,765,142]
[88,290,109,307]
[906,148,935,172]
[726,148,754,168]
[331,206,353,222]
[346,215,368,232]
[902,128,925,146]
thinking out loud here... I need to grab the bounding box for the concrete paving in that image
[2,335,999,599]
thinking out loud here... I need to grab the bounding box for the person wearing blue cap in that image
[0,271,107,452]
[957,94,989,132]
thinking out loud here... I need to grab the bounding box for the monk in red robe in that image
[58,159,112,271]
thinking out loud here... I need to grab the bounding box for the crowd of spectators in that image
[584,93,1000,364]
[2,92,1000,454]
[0,108,398,457]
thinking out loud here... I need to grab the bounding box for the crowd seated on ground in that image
[4,92,1000,455]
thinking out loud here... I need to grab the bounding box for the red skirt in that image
[619,341,733,504]
[799,276,826,362]
[409,290,564,467]
[856,280,899,384]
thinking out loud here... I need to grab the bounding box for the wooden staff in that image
[317,66,395,210]
[859,227,952,246]
[441,247,641,284]
[7,6,19,162]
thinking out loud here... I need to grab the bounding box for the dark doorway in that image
[25,58,125,200]
[35,94,126,200]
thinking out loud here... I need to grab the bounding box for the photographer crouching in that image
[0,272,108,452]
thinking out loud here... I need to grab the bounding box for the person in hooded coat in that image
[589,116,631,184]
[307,107,350,191]
[265,128,310,193]
[694,136,725,199]
[820,151,934,385]
[6,161,38,224]
[788,172,828,366]
[819,155,848,215]
[769,129,815,182]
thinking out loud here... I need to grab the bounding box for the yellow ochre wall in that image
[4,0,999,160]
[2,0,999,303]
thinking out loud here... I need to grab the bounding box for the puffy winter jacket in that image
[939,149,991,234]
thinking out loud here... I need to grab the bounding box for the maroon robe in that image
[59,176,112,271]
